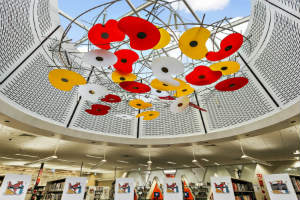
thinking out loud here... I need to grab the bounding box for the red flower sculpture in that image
[185,66,222,86]
[159,96,175,100]
[114,49,139,73]
[101,94,121,103]
[119,81,151,93]
[88,19,125,50]
[85,104,111,116]
[206,33,244,61]
[118,16,161,50]
[189,103,207,112]
[215,77,249,91]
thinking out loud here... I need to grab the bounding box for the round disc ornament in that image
[83,49,117,69]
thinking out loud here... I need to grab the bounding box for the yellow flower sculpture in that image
[179,27,211,60]
[210,61,240,75]
[129,99,152,109]
[136,111,160,120]
[112,71,137,83]
[150,78,178,91]
[174,82,195,97]
[153,27,171,49]
[48,69,86,91]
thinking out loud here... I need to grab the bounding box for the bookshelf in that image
[290,175,300,200]
[43,178,65,200]
[232,178,256,200]
[190,185,209,200]
[94,186,104,200]
[211,177,256,200]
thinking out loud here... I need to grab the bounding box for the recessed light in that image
[15,154,38,158]
[201,158,209,162]
[86,154,103,159]
[87,163,97,166]
[167,161,176,165]
[117,160,129,164]
[293,150,300,155]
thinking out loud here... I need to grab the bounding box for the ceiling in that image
[0,119,299,173]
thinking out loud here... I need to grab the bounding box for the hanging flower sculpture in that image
[51,2,249,120]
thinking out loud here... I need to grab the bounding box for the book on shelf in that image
[232,182,252,192]
[235,195,252,200]
[44,192,62,200]
[48,182,64,192]
[291,176,300,192]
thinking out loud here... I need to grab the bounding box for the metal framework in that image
[51,0,251,108]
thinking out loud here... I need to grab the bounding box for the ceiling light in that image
[167,161,176,165]
[86,154,103,159]
[0,156,19,160]
[192,159,198,163]
[147,160,152,164]
[101,159,107,162]
[117,160,129,164]
[202,158,209,162]
[24,155,58,166]
[183,165,190,167]
[241,154,272,166]
[15,154,39,158]
[214,162,220,166]
[87,163,97,166]
[294,161,300,168]
[156,167,164,169]
[293,150,300,155]
[241,154,248,159]
[295,157,300,160]
[163,169,176,174]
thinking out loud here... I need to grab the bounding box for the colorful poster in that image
[163,178,183,200]
[114,178,134,200]
[61,177,87,200]
[264,174,297,200]
[210,177,235,200]
[215,182,230,193]
[0,174,31,200]
[270,180,289,194]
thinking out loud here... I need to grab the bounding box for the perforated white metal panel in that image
[240,0,270,61]
[69,76,138,138]
[0,0,38,82]
[197,58,278,131]
[0,50,80,126]
[139,95,205,138]
[267,0,300,18]
[250,6,300,107]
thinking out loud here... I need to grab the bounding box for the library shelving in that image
[43,178,65,200]
[290,175,300,200]
[232,178,256,200]
[190,184,209,200]
[211,176,257,200]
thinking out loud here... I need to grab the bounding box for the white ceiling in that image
[0,119,299,173]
